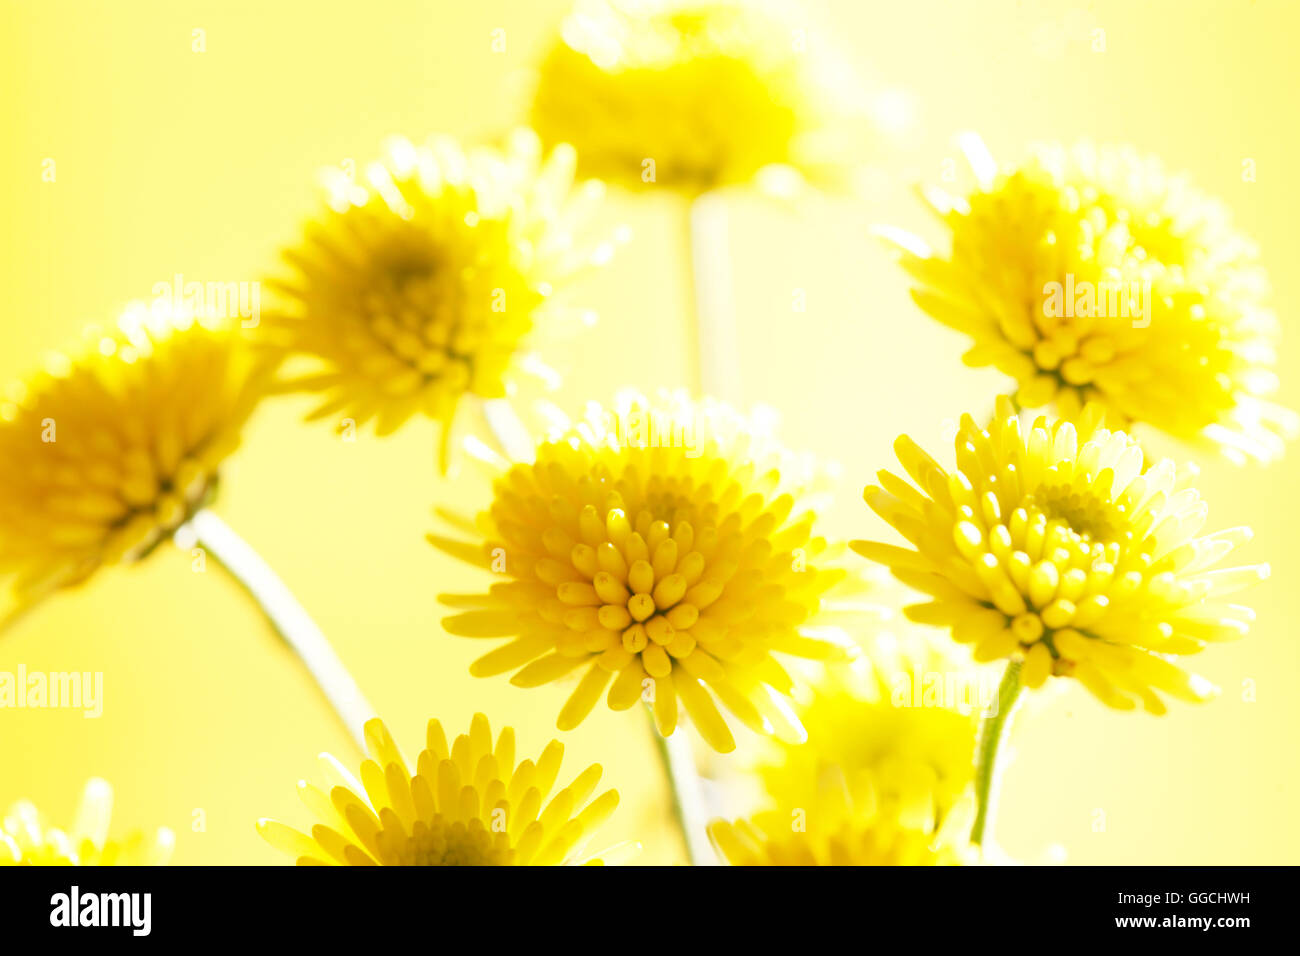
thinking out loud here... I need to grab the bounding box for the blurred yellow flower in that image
[759,628,979,834]
[0,303,266,612]
[1,778,174,865]
[258,715,623,866]
[854,396,1267,713]
[266,130,609,461]
[885,139,1296,463]
[532,0,866,194]
[431,390,858,753]
[709,764,969,866]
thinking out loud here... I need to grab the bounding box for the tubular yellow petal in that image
[442,609,521,637]
[256,820,318,860]
[557,664,613,730]
[676,677,736,753]
[652,674,679,736]
[511,653,589,688]
[607,661,649,711]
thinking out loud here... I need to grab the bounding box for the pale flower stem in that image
[183,508,376,754]
[661,192,740,867]
[647,708,717,866]
[481,397,536,464]
[970,659,1024,849]
[684,192,742,403]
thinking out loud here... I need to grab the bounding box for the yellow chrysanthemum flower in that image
[266,129,609,460]
[257,715,622,866]
[2,778,174,865]
[885,138,1296,463]
[854,396,1268,713]
[431,391,858,753]
[709,765,969,866]
[532,0,865,194]
[0,303,266,613]
[759,628,980,834]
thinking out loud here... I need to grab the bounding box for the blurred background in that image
[2,0,1297,864]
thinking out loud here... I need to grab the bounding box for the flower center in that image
[355,242,476,383]
[953,481,1151,672]
[1029,483,1124,543]
[548,486,729,680]
[392,816,511,866]
[583,506,708,674]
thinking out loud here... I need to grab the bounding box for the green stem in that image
[184,508,376,754]
[970,660,1025,848]
[647,707,715,866]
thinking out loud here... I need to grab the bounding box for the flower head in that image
[886,139,1296,463]
[431,391,858,753]
[714,627,994,867]
[258,715,622,866]
[854,397,1268,713]
[531,0,865,194]
[0,303,266,612]
[266,130,609,461]
[709,764,969,866]
[2,778,174,865]
[758,628,980,834]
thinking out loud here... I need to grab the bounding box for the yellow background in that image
[2,0,1297,864]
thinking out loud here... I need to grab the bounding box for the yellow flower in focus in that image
[266,130,609,460]
[759,629,979,834]
[532,0,865,193]
[854,396,1268,713]
[431,391,858,753]
[885,139,1296,463]
[257,715,622,866]
[709,765,968,866]
[0,303,266,611]
[1,778,174,865]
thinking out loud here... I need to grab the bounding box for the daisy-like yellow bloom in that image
[709,765,970,866]
[0,302,266,613]
[886,139,1296,463]
[257,715,622,866]
[531,0,865,194]
[854,396,1268,713]
[431,391,858,753]
[759,628,980,834]
[2,778,174,865]
[266,129,609,461]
